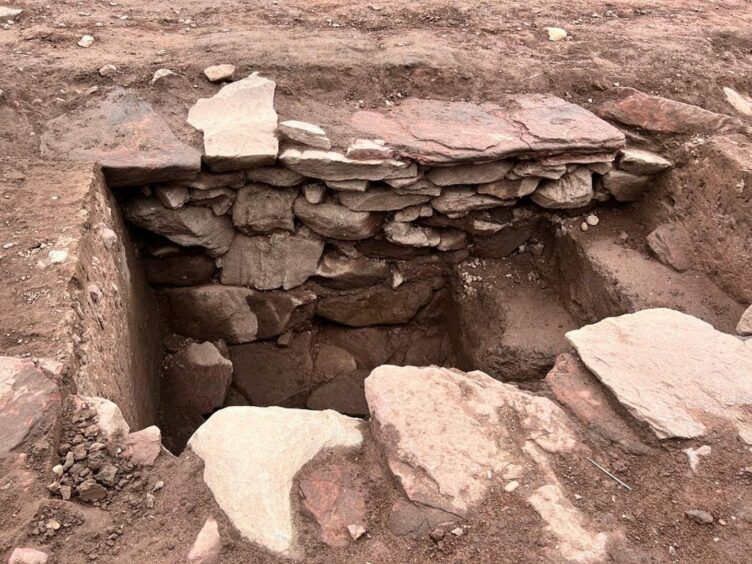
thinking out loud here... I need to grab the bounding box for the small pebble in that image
[586,214,599,226]
[78,35,94,48]
[546,27,568,41]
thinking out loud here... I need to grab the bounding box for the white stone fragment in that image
[279,120,331,150]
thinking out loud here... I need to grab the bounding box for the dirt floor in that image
[2,0,752,563]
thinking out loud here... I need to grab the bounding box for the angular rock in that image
[384,221,440,248]
[314,344,358,378]
[187,407,363,558]
[0,8,23,18]
[190,187,236,216]
[531,168,593,209]
[1,357,60,454]
[426,160,513,186]
[431,187,510,217]
[477,177,539,199]
[8,548,49,564]
[601,169,650,202]
[188,517,222,563]
[293,198,382,241]
[394,178,442,197]
[232,184,297,234]
[143,254,216,286]
[723,86,752,117]
[245,167,305,187]
[312,253,390,289]
[386,500,456,539]
[685,509,714,525]
[566,308,752,442]
[512,160,567,180]
[738,305,752,336]
[79,396,130,441]
[124,198,235,256]
[307,371,369,416]
[178,171,245,191]
[279,120,331,150]
[394,204,433,222]
[339,187,430,212]
[646,223,693,272]
[302,182,326,204]
[156,185,190,209]
[123,426,164,466]
[352,95,625,164]
[204,64,236,83]
[164,342,233,414]
[280,149,411,181]
[187,73,278,172]
[325,179,369,192]
[231,331,315,406]
[599,87,741,134]
[78,479,108,502]
[246,289,316,339]
[345,139,393,160]
[546,354,647,454]
[437,228,468,251]
[219,228,324,290]
[618,148,672,175]
[317,282,435,326]
[365,366,578,515]
[40,88,201,187]
[298,465,367,547]
[159,285,258,344]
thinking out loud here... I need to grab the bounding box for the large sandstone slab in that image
[599,87,741,134]
[124,198,235,256]
[365,365,578,515]
[158,285,258,344]
[279,149,411,181]
[1,357,61,454]
[351,95,625,164]
[566,308,752,442]
[40,88,201,187]
[187,407,363,559]
[187,73,278,172]
[219,228,324,290]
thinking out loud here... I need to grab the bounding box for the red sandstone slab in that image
[351,95,625,164]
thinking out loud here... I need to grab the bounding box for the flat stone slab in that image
[566,308,752,442]
[40,88,201,187]
[351,95,625,164]
[1,356,60,454]
[279,149,412,181]
[364,365,578,515]
[188,73,278,172]
[188,406,363,559]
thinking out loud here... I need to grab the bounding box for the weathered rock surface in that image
[312,253,390,289]
[293,198,382,241]
[40,88,201,187]
[618,148,672,175]
[123,426,164,466]
[426,160,513,186]
[164,342,232,414]
[190,187,236,215]
[246,289,316,339]
[187,407,363,558]
[307,371,370,416]
[531,168,593,209]
[393,178,441,197]
[365,365,578,514]
[646,223,693,272]
[599,87,741,134]
[8,548,49,564]
[78,395,130,441]
[245,166,305,187]
[346,139,393,160]
[566,308,752,442]
[280,149,411,181]
[546,353,647,454]
[601,169,650,202]
[352,95,625,164]
[338,187,430,212]
[279,120,331,150]
[431,187,509,217]
[178,171,245,191]
[204,64,236,83]
[143,254,216,286]
[159,285,258,344]
[386,500,456,539]
[187,73,278,171]
[317,283,436,326]
[230,331,315,407]
[383,221,441,248]
[738,305,752,336]
[1,356,60,454]
[325,179,369,192]
[298,465,367,547]
[477,177,539,199]
[124,198,235,256]
[156,185,190,209]
[219,228,324,290]
[187,517,222,563]
[512,160,567,179]
[232,184,297,234]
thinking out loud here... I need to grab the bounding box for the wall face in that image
[0,159,162,429]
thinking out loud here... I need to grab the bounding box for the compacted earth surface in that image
[1,1,752,563]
